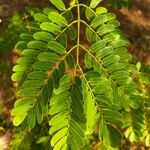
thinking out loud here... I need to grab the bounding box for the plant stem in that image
[76,0,80,67]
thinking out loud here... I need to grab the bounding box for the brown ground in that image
[117,0,150,64]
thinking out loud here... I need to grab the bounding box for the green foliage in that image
[136,63,150,146]
[11,0,149,149]
[49,75,85,149]
[0,14,26,54]
[122,62,150,146]
[109,0,132,8]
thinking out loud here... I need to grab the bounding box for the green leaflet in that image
[43,7,56,15]
[20,33,33,41]
[91,13,116,28]
[101,55,120,67]
[66,54,75,68]
[34,13,49,22]
[33,61,53,70]
[50,0,66,11]
[33,31,54,42]
[89,40,107,52]
[28,71,48,80]
[36,136,50,144]
[96,46,113,59]
[27,41,47,49]
[114,47,132,61]
[96,7,108,15]
[13,113,28,126]
[90,0,102,8]
[84,53,93,68]
[11,103,33,116]
[52,69,60,89]
[22,80,44,89]
[63,10,73,22]
[48,12,67,27]
[18,88,39,97]
[14,98,35,107]
[103,32,121,43]
[59,33,67,48]
[97,24,115,35]
[67,26,77,40]
[13,64,29,72]
[27,22,41,32]
[40,22,61,34]
[22,49,39,56]
[106,63,125,74]
[85,7,94,21]
[15,41,27,50]
[48,41,66,54]
[38,52,60,62]
[86,27,100,42]
[108,39,130,48]
[58,61,66,78]
[11,72,25,81]
[108,20,120,27]
[17,57,35,64]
